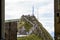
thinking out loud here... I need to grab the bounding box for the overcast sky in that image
[5,0,54,38]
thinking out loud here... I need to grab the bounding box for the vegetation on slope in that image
[17,15,53,40]
[17,16,33,32]
[32,16,53,40]
[17,34,42,40]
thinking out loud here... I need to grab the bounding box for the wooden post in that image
[54,0,60,40]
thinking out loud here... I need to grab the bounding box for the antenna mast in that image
[32,5,34,16]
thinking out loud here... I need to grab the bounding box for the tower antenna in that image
[32,5,34,16]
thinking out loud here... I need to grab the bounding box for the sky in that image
[5,0,54,38]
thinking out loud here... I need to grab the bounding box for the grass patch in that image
[17,34,42,40]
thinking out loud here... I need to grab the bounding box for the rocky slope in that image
[17,15,53,40]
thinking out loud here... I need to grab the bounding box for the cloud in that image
[5,0,52,3]
[36,1,54,37]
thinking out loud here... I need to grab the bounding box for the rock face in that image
[17,15,53,40]
[18,26,27,35]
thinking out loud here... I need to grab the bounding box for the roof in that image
[5,19,19,22]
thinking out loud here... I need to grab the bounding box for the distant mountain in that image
[17,15,53,40]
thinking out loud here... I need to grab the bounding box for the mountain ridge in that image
[17,15,53,40]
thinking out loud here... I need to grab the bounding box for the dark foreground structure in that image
[54,0,60,40]
[5,19,19,40]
